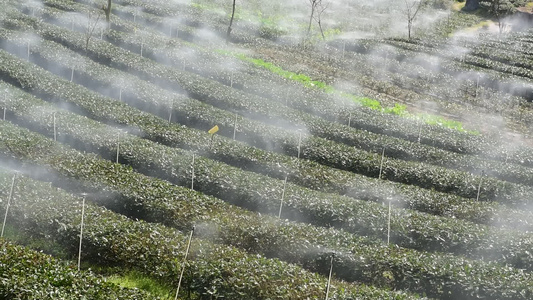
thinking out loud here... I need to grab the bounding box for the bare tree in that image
[226,0,236,43]
[312,1,329,40]
[403,0,425,40]
[306,0,321,38]
[85,11,102,52]
[102,0,111,28]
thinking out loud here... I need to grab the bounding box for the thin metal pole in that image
[119,88,122,101]
[278,175,288,218]
[2,108,5,120]
[387,201,391,245]
[1,174,16,238]
[209,134,215,150]
[77,196,86,271]
[116,132,120,163]
[27,41,30,60]
[297,132,302,160]
[475,75,480,98]
[175,228,194,300]
[70,68,74,82]
[53,112,57,142]
[325,254,334,300]
[417,123,422,143]
[191,154,195,190]
[378,148,385,180]
[348,113,352,127]
[168,100,173,123]
[233,114,237,140]
[476,171,484,201]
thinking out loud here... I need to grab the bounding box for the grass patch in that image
[107,271,174,299]
[220,50,477,134]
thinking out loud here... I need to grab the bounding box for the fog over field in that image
[1,0,533,299]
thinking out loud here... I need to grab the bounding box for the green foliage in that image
[0,239,158,299]
[107,271,174,299]
[2,124,533,299]
[0,168,418,299]
[230,51,473,133]
[3,1,533,299]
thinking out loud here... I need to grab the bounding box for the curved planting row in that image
[383,38,533,100]
[333,38,533,131]
[2,123,533,300]
[0,172,409,300]
[32,0,502,157]
[2,45,533,234]
[2,31,533,210]
[4,25,533,195]
[399,35,533,77]
[4,92,533,274]
[0,238,157,299]
[19,2,487,164]
[91,27,533,187]
[2,62,532,236]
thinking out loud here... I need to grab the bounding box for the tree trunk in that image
[464,0,480,11]
[226,0,236,43]
[318,19,325,40]
[307,7,315,38]
[106,0,111,22]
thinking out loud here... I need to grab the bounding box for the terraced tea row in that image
[0,170,411,299]
[3,70,532,236]
[4,87,533,274]
[0,237,157,299]
[4,10,533,209]
[3,124,533,299]
[21,0,520,160]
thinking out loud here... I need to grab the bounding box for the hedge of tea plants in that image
[0,169,421,299]
[0,238,158,299]
[3,17,533,209]
[3,75,532,236]
[3,123,533,299]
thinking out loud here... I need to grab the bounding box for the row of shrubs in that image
[88,23,533,189]
[4,81,533,276]
[0,238,158,299]
[0,170,414,300]
[385,37,533,97]
[37,0,505,156]
[1,41,532,240]
[3,122,533,299]
[2,21,533,215]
